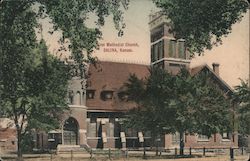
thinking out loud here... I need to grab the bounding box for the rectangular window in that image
[97,120,101,137]
[158,40,164,59]
[150,26,164,42]
[68,91,74,104]
[86,90,95,99]
[87,118,97,137]
[151,40,164,62]
[169,40,176,57]
[151,46,155,62]
[153,43,159,61]
[101,91,113,101]
[144,131,151,137]
[222,132,230,140]
[172,132,180,144]
[178,40,185,59]
[197,134,209,141]
[114,120,121,137]
[126,128,137,137]
[107,119,114,137]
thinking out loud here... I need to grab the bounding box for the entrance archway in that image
[63,117,79,145]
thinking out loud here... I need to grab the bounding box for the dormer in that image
[101,91,114,101]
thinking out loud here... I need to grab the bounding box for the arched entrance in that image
[63,117,79,145]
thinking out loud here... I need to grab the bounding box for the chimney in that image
[212,63,219,75]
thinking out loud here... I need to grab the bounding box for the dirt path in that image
[2,155,249,161]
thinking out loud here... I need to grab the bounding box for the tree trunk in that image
[150,132,158,156]
[179,131,184,156]
[247,135,250,153]
[12,101,23,161]
[17,129,23,161]
[156,138,159,156]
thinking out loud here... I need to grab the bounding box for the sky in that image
[89,0,155,64]
[42,0,249,89]
[191,10,249,89]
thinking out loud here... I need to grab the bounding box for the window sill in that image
[171,142,180,145]
[48,139,55,142]
[87,137,101,140]
[222,139,231,142]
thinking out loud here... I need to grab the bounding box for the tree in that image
[125,68,176,134]
[191,71,233,136]
[234,81,250,135]
[0,39,70,160]
[1,1,127,160]
[0,0,128,72]
[153,0,248,54]
[124,67,232,155]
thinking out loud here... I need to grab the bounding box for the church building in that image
[0,12,238,153]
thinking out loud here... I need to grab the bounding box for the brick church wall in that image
[0,128,17,153]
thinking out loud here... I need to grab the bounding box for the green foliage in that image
[0,1,128,158]
[1,36,70,129]
[43,0,128,64]
[1,0,128,71]
[0,37,70,158]
[153,0,248,54]
[20,132,34,153]
[25,41,70,131]
[191,72,232,135]
[124,68,176,136]
[0,2,70,154]
[234,81,250,135]
[124,67,232,137]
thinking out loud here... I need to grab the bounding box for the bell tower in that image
[62,59,88,147]
[149,12,190,74]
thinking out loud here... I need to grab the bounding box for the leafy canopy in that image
[37,0,128,64]
[234,81,250,135]
[1,0,128,66]
[124,67,232,137]
[153,0,248,54]
[0,39,70,132]
[0,1,127,158]
[0,0,129,129]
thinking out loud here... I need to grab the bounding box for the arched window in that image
[82,91,85,104]
[68,91,74,104]
[63,117,79,145]
[75,91,81,105]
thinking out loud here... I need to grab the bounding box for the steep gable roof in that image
[86,61,233,112]
[190,64,233,96]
